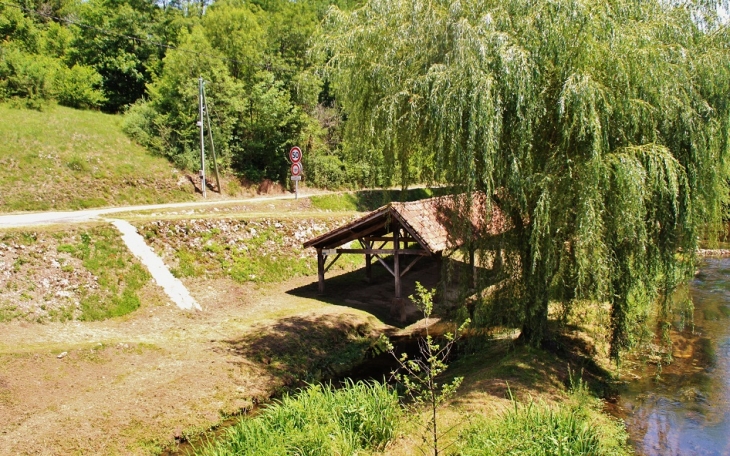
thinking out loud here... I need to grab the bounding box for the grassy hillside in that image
[0,104,194,212]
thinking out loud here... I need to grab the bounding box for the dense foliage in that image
[320,0,730,359]
[0,0,374,186]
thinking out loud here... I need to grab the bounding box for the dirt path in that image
[0,273,385,455]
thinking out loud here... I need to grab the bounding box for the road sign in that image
[291,162,302,176]
[291,175,302,181]
[289,146,302,163]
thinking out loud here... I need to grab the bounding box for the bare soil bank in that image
[0,272,387,455]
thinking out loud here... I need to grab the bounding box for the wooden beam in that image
[365,252,372,283]
[373,254,395,277]
[324,253,341,273]
[331,248,430,255]
[322,222,386,250]
[400,255,424,277]
[317,248,325,294]
[363,236,417,243]
[394,226,401,298]
[360,238,373,283]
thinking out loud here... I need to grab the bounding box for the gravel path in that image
[110,219,201,311]
[0,194,299,228]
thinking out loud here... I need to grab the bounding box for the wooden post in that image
[365,252,372,283]
[394,227,401,298]
[317,248,325,294]
[494,248,504,272]
[469,247,476,288]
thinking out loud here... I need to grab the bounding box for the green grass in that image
[196,381,401,456]
[0,302,22,322]
[310,187,447,212]
[57,226,150,321]
[454,384,630,456]
[0,103,194,212]
[139,218,363,284]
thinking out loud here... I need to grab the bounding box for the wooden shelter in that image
[303,193,508,298]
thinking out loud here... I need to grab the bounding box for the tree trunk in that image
[517,230,550,346]
[519,296,549,346]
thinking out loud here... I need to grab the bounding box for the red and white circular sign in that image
[289,146,302,163]
[291,162,302,176]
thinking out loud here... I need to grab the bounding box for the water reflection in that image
[618,258,730,455]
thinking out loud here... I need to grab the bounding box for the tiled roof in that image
[303,192,509,254]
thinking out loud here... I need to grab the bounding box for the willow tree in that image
[319,0,730,359]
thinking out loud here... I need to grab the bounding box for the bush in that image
[197,381,401,456]
[121,101,167,154]
[305,154,348,189]
[0,45,104,109]
[53,64,106,109]
[0,46,57,104]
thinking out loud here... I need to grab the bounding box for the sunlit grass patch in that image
[196,381,401,456]
[139,217,363,284]
[453,379,630,456]
[0,103,193,212]
[309,187,445,212]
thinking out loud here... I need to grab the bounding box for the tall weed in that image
[197,381,401,456]
[453,381,630,456]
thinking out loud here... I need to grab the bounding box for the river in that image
[617,257,730,455]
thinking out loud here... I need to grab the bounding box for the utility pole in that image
[202,83,221,193]
[198,76,206,198]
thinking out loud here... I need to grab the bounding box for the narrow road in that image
[0,194,302,228]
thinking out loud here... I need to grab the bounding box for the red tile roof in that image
[303,192,509,254]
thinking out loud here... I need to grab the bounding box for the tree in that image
[319,0,730,360]
[202,0,266,80]
[130,25,243,170]
[65,0,164,112]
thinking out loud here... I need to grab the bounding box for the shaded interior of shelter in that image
[287,254,501,328]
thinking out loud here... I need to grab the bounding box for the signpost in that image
[290,146,302,199]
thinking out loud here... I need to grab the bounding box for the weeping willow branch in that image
[318,0,730,361]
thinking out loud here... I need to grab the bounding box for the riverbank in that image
[190,328,632,456]
[0,208,634,455]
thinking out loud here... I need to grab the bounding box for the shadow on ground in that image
[447,324,618,408]
[286,254,502,329]
[286,257,443,328]
[224,314,378,389]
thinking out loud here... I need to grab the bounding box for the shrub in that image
[306,154,348,189]
[53,64,106,109]
[121,101,166,154]
[0,46,57,104]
